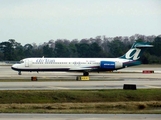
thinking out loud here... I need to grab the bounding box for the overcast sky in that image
[0,0,161,45]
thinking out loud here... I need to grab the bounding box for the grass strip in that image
[0,89,161,113]
[0,89,161,103]
[0,102,161,114]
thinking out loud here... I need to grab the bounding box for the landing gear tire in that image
[83,72,89,76]
[18,71,21,75]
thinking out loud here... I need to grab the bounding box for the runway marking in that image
[144,85,161,89]
[48,86,70,90]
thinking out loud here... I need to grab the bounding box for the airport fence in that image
[0,61,18,66]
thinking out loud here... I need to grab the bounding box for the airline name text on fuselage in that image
[36,59,55,64]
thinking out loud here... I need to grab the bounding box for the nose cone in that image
[11,64,18,71]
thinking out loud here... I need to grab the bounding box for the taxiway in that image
[0,114,160,120]
[0,65,160,90]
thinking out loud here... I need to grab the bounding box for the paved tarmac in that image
[0,114,161,120]
[0,65,161,120]
[0,65,161,80]
[0,65,161,90]
[0,79,161,90]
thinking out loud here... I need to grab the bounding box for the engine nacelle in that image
[100,61,123,69]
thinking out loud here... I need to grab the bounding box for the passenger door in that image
[25,59,29,67]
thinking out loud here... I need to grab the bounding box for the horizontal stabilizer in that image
[135,44,153,48]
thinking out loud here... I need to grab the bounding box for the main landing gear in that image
[83,71,89,76]
[18,71,21,75]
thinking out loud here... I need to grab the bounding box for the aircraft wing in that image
[69,67,97,71]
[69,67,92,71]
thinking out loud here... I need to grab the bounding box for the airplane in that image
[11,42,153,76]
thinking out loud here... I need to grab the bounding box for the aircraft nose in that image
[11,64,18,71]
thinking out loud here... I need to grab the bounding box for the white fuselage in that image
[11,57,130,72]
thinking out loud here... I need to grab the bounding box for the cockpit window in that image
[16,60,24,64]
[20,60,24,64]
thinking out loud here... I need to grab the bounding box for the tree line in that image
[0,34,161,64]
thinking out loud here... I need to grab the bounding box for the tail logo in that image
[125,48,141,60]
